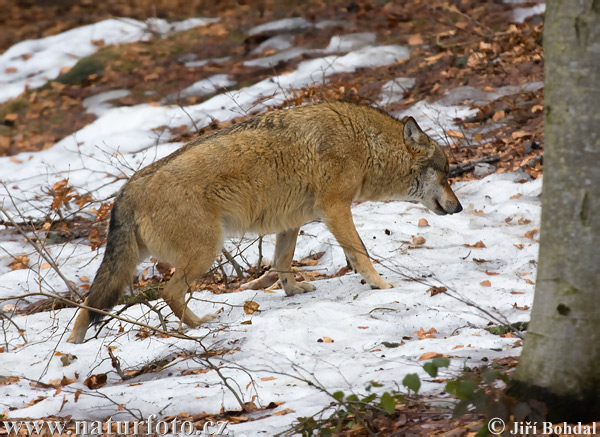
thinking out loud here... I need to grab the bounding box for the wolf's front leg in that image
[274,227,316,296]
[323,204,397,290]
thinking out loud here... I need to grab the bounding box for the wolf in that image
[67,101,462,343]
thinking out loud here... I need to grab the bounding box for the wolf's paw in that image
[284,281,316,296]
[371,280,398,290]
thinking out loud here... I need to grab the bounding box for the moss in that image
[54,47,119,85]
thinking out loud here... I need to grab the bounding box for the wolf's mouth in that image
[434,199,448,215]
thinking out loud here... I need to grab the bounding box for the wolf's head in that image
[402,117,463,216]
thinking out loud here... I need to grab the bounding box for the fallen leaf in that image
[8,255,29,270]
[83,373,107,390]
[514,244,525,250]
[22,396,47,409]
[525,279,535,285]
[484,270,499,276]
[465,241,486,249]
[419,352,443,361]
[412,235,426,245]
[531,105,543,113]
[322,336,334,343]
[408,34,424,45]
[261,376,276,381]
[274,408,295,416]
[181,368,211,375]
[524,229,539,239]
[510,291,525,295]
[414,327,438,340]
[480,280,491,287]
[241,320,252,325]
[426,286,447,296]
[511,131,530,139]
[446,129,464,139]
[358,326,369,329]
[452,345,464,350]
[418,218,429,227]
[492,110,505,121]
[9,156,23,164]
[510,193,522,199]
[243,301,260,315]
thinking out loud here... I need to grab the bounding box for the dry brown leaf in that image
[181,368,211,375]
[418,218,429,227]
[426,286,447,296]
[480,280,491,287]
[243,300,260,315]
[322,336,334,343]
[358,326,369,329]
[452,345,464,350]
[8,255,29,271]
[274,408,295,416]
[511,291,525,295]
[419,352,443,361]
[446,129,464,139]
[408,34,424,45]
[492,110,505,121]
[510,193,522,199]
[261,376,276,381]
[484,270,499,276]
[83,373,107,390]
[531,105,543,113]
[412,235,426,245]
[465,241,486,249]
[525,279,535,285]
[524,229,539,239]
[514,244,525,250]
[414,327,438,340]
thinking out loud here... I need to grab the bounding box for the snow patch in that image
[513,4,546,23]
[379,77,416,105]
[0,17,218,103]
[248,17,313,35]
[82,89,131,116]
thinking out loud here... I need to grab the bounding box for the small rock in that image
[473,163,496,177]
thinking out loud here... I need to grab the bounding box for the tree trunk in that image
[510,0,600,422]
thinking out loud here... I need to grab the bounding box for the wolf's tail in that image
[67,198,139,343]
[86,199,139,324]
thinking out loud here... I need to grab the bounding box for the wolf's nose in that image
[453,202,463,214]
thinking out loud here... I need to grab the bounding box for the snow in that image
[392,82,544,142]
[379,77,416,105]
[82,89,131,116]
[513,4,546,23]
[0,18,541,436]
[0,17,218,103]
[247,18,313,36]
[323,32,377,52]
[165,74,236,101]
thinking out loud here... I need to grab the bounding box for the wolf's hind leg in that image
[160,233,221,327]
[274,227,316,296]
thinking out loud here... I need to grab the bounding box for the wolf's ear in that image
[403,117,429,154]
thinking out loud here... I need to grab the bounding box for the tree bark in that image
[511,0,600,422]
